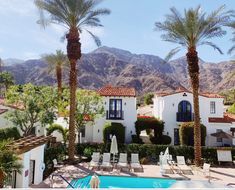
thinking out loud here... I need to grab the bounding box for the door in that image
[174,128,180,145]
[29,160,35,186]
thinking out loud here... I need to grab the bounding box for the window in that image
[216,129,222,142]
[210,101,216,114]
[80,126,85,137]
[109,99,122,119]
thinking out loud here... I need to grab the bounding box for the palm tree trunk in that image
[56,65,62,98]
[66,27,81,161]
[186,47,201,167]
[0,169,4,188]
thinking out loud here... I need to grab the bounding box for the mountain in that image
[2,46,235,95]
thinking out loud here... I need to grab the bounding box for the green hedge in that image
[0,127,20,141]
[103,122,125,143]
[179,122,207,146]
[135,117,166,144]
[77,143,235,164]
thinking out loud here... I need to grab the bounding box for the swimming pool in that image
[70,175,176,188]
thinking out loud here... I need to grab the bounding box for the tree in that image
[35,0,110,161]
[0,140,22,188]
[47,123,68,144]
[75,89,104,143]
[6,84,57,137]
[144,93,154,105]
[155,6,234,166]
[0,72,14,95]
[228,103,235,114]
[228,21,235,56]
[42,50,68,98]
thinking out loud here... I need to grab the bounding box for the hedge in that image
[179,122,207,146]
[76,143,235,164]
[0,127,21,141]
[103,122,125,143]
[135,116,165,144]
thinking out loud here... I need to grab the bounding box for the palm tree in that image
[42,50,68,98]
[47,123,69,145]
[0,71,14,95]
[155,6,234,166]
[35,0,110,161]
[0,140,22,188]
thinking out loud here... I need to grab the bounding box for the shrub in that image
[131,135,143,144]
[0,127,20,140]
[103,122,125,143]
[135,117,164,142]
[160,135,172,145]
[228,103,235,114]
[77,143,235,165]
[179,122,207,146]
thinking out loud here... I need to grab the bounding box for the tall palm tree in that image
[228,22,235,56]
[155,6,234,166]
[42,50,68,98]
[35,0,110,161]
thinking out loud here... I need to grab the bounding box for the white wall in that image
[15,144,46,188]
[153,92,226,146]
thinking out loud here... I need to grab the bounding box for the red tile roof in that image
[156,87,223,99]
[208,113,235,123]
[98,85,136,97]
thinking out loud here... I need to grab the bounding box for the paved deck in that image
[34,163,235,188]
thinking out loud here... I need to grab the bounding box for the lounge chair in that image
[53,159,63,170]
[176,156,193,174]
[117,153,129,172]
[89,152,100,169]
[130,153,143,172]
[159,155,174,174]
[100,153,113,172]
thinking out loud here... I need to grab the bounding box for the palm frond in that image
[199,41,223,54]
[164,47,181,62]
[86,29,101,46]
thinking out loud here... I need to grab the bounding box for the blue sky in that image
[0,0,234,62]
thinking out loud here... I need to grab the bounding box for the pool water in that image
[70,175,176,188]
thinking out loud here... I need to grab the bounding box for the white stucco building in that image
[153,87,235,146]
[8,136,50,188]
[54,85,137,143]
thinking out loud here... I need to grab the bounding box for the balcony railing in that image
[176,112,194,122]
[106,110,124,120]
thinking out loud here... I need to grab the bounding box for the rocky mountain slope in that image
[3,46,235,95]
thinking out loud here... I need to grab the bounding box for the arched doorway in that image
[177,101,193,122]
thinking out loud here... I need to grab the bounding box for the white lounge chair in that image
[89,152,100,169]
[130,153,143,172]
[100,153,113,171]
[117,153,129,172]
[53,159,63,170]
[159,155,174,174]
[176,156,193,174]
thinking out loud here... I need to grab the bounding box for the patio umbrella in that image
[110,135,118,163]
[211,131,234,139]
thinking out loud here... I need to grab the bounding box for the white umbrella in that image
[110,135,118,163]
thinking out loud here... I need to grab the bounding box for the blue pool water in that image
[70,175,176,188]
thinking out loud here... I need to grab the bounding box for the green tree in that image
[228,103,235,114]
[75,90,104,143]
[6,84,57,137]
[228,21,235,56]
[0,140,22,188]
[35,0,110,161]
[42,50,68,98]
[144,93,154,105]
[155,6,234,166]
[0,72,14,94]
[47,123,68,144]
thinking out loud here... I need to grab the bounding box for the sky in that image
[0,0,234,62]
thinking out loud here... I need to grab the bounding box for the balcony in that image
[176,112,194,122]
[106,110,124,120]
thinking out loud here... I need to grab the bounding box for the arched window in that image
[178,100,192,113]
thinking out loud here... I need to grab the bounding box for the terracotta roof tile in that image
[156,87,223,99]
[208,113,235,123]
[98,85,136,97]
[0,98,24,110]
